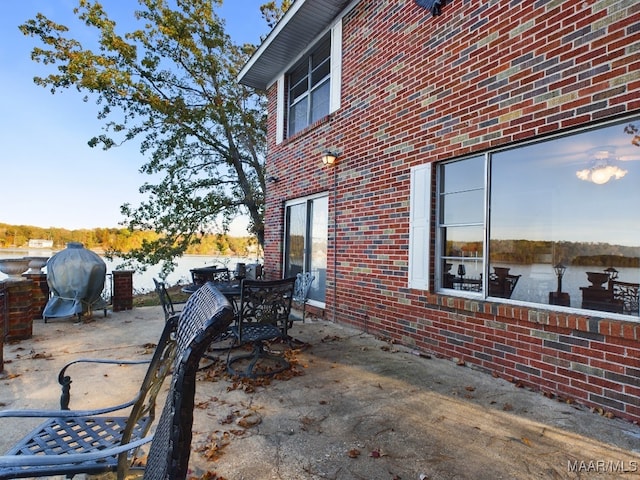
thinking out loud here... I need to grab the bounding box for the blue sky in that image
[0,0,269,235]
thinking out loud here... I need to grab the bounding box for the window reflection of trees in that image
[439,118,640,316]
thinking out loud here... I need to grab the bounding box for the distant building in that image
[28,239,53,249]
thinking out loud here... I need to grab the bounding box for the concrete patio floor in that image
[1,306,640,479]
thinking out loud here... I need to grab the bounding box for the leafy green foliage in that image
[19,0,276,275]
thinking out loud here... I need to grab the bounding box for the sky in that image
[0,0,269,236]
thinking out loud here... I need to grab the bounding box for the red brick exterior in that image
[0,282,5,372]
[24,273,49,320]
[112,270,134,312]
[4,280,34,341]
[264,0,640,421]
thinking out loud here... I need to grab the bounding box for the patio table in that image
[183,281,241,312]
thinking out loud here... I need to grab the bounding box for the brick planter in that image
[24,273,49,320]
[0,282,5,372]
[4,280,34,341]
[112,270,134,312]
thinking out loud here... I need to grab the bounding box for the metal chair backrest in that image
[293,272,315,321]
[611,280,640,315]
[236,277,296,342]
[115,314,179,476]
[153,278,179,320]
[143,283,234,479]
[190,267,230,285]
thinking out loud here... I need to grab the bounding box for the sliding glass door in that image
[284,195,328,304]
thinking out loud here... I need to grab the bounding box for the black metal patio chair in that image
[0,282,234,480]
[227,277,296,378]
[153,277,187,321]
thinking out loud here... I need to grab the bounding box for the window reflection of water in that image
[502,264,638,310]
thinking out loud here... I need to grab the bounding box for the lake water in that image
[2,250,637,311]
[493,264,639,309]
[0,249,261,293]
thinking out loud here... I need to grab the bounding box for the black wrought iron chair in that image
[611,280,640,315]
[190,267,230,286]
[0,282,234,480]
[153,278,187,321]
[227,277,296,378]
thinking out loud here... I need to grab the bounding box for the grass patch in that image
[132,284,190,308]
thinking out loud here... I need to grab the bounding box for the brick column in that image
[24,273,49,320]
[112,270,134,312]
[5,280,34,341]
[0,282,5,372]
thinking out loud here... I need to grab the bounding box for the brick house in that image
[239,0,640,422]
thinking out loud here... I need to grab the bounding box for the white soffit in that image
[238,0,354,90]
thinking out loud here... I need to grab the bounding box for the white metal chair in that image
[292,272,315,322]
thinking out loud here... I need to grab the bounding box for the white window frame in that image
[408,116,640,319]
[275,19,342,144]
[283,192,330,308]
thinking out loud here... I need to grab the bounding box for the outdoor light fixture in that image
[576,148,628,184]
[553,263,566,293]
[414,0,446,16]
[321,150,338,166]
[549,263,570,306]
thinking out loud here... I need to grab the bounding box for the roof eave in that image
[238,0,353,90]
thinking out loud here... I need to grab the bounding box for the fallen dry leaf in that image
[369,448,386,458]
[521,437,533,447]
[188,471,226,480]
[237,412,262,428]
[31,352,52,360]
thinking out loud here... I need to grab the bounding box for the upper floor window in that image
[276,21,342,144]
[409,116,640,318]
[287,35,331,137]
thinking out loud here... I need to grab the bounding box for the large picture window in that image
[412,116,640,318]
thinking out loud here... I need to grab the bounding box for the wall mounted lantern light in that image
[414,0,446,16]
[321,150,339,166]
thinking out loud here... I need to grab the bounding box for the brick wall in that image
[0,282,5,372]
[112,270,134,312]
[4,280,34,341]
[264,0,640,421]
